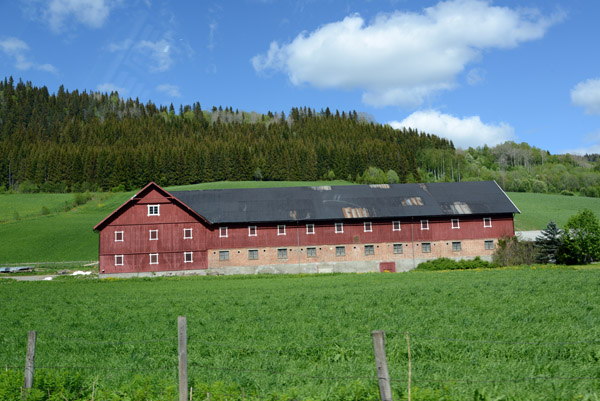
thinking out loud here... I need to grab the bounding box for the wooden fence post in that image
[178,316,188,401]
[371,330,393,401]
[24,331,37,394]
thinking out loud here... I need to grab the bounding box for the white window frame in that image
[219,227,228,238]
[149,229,158,241]
[184,228,193,239]
[335,222,344,233]
[393,221,401,231]
[364,222,372,232]
[248,226,257,237]
[393,243,403,254]
[451,219,460,229]
[483,217,492,228]
[248,249,259,260]
[485,240,494,250]
[184,252,193,263]
[306,224,315,235]
[219,250,229,261]
[422,242,431,253]
[421,220,429,230]
[114,231,124,242]
[452,241,462,252]
[115,255,124,266]
[277,225,286,236]
[149,253,159,265]
[148,204,160,216]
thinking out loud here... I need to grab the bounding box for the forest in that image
[1,77,599,195]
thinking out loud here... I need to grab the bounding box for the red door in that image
[379,262,396,273]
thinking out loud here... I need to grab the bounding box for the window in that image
[114,231,123,242]
[421,220,429,230]
[149,229,158,240]
[307,247,317,258]
[422,243,431,253]
[335,222,343,233]
[452,241,462,252]
[184,228,192,239]
[148,205,159,216]
[149,253,158,264]
[393,221,401,231]
[451,219,460,229]
[336,246,345,256]
[278,225,286,236]
[277,248,288,259]
[219,251,229,261]
[219,227,228,238]
[485,240,494,250]
[393,243,403,254]
[115,255,123,266]
[184,252,193,263]
[248,226,257,236]
[364,245,375,255]
[306,224,315,234]
[364,222,372,232]
[248,249,258,260]
[484,217,492,228]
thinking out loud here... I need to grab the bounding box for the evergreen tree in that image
[534,220,562,263]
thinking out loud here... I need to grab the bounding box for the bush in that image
[493,236,537,266]
[417,257,495,271]
[73,191,92,206]
[40,206,50,215]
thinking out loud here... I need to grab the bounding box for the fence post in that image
[24,331,37,394]
[178,316,188,401]
[406,332,411,401]
[371,330,393,401]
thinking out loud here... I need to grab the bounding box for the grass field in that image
[0,182,599,264]
[1,267,599,400]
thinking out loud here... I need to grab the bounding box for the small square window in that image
[149,229,158,240]
[277,248,288,259]
[422,243,431,253]
[115,255,123,266]
[393,243,403,254]
[451,219,460,229]
[452,241,462,252]
[248,226,257,237]
[278,225,286,236]
[148,205,159,216]
[149,253,159,264]
[393,221,401,231]
[421,220,429,230]
[307,247,317,258]
[364,245,375,255]
[219,251,229,261]
[485,240,494,250]
[364,222,372,232]
[306,224,315,234]
[248,249,258,260]
[336,246,345,256]
[335,222,343,233]
[184,252,193,263]
[115,231,123,242]
[184,228,192,239]
[219,227,228,238]
[483,217,492,228]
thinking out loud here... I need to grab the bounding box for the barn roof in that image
[170,181,519,224]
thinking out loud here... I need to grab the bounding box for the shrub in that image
[40,206,50,215]
[417,257,495,271]
[493,236,537,266]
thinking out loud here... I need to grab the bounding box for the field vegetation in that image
[1,268,599,400]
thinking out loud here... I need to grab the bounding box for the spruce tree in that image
[534,220,562,264]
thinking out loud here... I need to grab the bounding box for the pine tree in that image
[534,220,562,264]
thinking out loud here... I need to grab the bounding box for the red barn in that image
[93,181,519,277]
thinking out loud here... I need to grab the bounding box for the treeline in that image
[0,77,453,192]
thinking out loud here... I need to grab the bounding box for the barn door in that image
[379,262,396,273]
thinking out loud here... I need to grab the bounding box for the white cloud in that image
[571,78,600,115]
[107,39,133,52]
[253,0,562,107]
[562,130,600,155]
[156,84,181,97]
[389,110,515,148]
[44,0,112,32]
[466,68,485,85]
[97,83,126,94]
[0,37,57,73]
[136,39,173,72]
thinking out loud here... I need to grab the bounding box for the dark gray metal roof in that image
[170,181,519,224]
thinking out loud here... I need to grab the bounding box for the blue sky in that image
[1,0,600,155]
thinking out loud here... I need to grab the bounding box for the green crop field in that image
[0,183,599,264]
[1,268,599,400]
